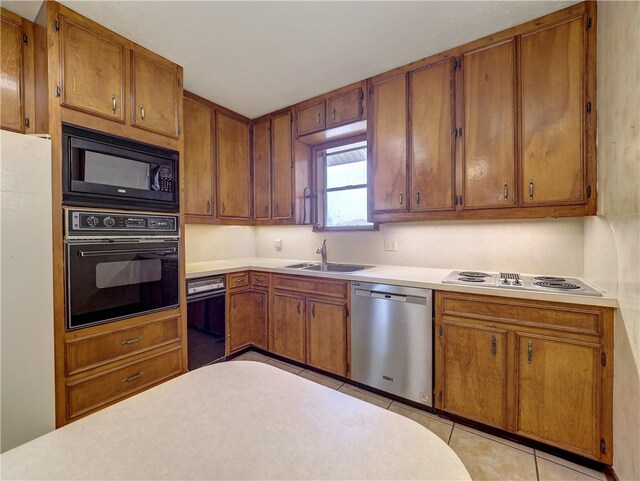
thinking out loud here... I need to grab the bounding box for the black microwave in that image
[62,123,179,212]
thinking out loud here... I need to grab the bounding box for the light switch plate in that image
[275,238,282,250]
[384,238,397,251]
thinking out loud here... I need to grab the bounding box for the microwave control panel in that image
[67,210,179,237]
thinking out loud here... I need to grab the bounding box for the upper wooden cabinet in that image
[59,12,125,122]
[217,110,251,220]
[252,118,271,220]
[368,2,595,222]
[327,87,364,129]
[184,94,215,217]
[520,16,585,206]
[296,100,325,137]
[461,39,516,209]
[131,51,180,138]
[1,8,34,133]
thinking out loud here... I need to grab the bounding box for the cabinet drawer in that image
[438,292,602,335]
[273,275,348,299]
[65,316,181,375]
[296,100,325,136]
[66,347,182,420]
[250,271,269,288]
[228,272,249,289]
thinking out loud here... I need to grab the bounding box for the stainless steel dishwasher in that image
[350,281,433,406]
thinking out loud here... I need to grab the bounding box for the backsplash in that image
[183,218,587,276]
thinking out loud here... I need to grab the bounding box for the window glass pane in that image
[326,188,373,227]
[325,143,367,189]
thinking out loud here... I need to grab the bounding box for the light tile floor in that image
[231,352,607,481]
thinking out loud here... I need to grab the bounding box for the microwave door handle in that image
[77,248,177,257]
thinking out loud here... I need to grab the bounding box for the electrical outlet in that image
[275,238,282,251]
[384,239,397,251]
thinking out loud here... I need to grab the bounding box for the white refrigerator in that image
[0,130,55,452]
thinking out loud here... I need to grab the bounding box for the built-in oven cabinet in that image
[434,291,613,463]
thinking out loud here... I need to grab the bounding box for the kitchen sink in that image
[284,262,371,273]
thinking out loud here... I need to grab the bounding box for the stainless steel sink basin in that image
[284,262,371,273]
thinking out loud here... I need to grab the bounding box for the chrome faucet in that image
[316,239,328,264]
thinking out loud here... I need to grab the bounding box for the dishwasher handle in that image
[370,291,407,302]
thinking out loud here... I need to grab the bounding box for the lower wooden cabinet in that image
[306,298,348,376]
[435,291,613,463]
[271,292,306,362]
[228,290,267,352]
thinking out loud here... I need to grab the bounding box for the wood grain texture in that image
[306,298,347,376]
[271,293,306,363]
[183,96,214,216]
[370,74,408,213]
[228,291,266,352]
[217,111,250,219]
[1,9,24,132]
[130,50,180,137]
[271,110,293,220]
[59,13,125,122]
[296,99,325,136]
[252,117,271,220]
[409,59,455,211]
[273,274,348,299]
[521,16,585,205]
[462,39,517,209]
[327,87,362,128]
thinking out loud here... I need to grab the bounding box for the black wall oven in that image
[62,123,179,212]
[65,210,180,331]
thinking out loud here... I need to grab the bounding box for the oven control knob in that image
[103,216,115,227]
[86,216,99,227]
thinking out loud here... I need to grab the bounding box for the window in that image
[314,139,375,231]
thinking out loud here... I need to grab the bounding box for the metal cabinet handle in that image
[221,203,225,214]
[207,200,211,213]
[416,190,420,206]
[529,179,534,200]
[260,297,264,308]
[121,336,142,345]
[332,109,336,121]
[491,336,496,357]
[233,297,237,308]
[123,372,143,383]
[503,182,508,200]
[316,113,321,125]
[399,192,403,206]
[311,303,315,317]
[140,105,145,121]
[112,95,117,114]
[297,302,301,315]
[527,340,533,364]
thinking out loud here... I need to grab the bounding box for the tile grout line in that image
[534,451,540,481]
[447,423,455,445]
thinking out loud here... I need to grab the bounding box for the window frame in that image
[311,134,378,232]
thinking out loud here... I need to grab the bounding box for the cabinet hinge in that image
[22,34,28,45]
[345,305,350,318]
[586,101,592,114]
[454,194,463,205]
[290,112,293,122]
[346,362,350,373]
[600,439,606,454]
[601,352,607,367]
[54,19,59,31]
[586,17,592,31]
[177,77,181,87]
[587,185,592,198]
[359,89,364,100]
[291,205,294,215]
[360,106,364,115]
[438,325,443,336]
[55,86,61,97]
[368,87,373,96]
[290,160,294,168]
[24,117,30,128]
[454,127,463,137]
[454,58,462,70]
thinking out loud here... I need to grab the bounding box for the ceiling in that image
[2,1,579,119]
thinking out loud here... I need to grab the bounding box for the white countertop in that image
[1,362,471,480]
[187,257,618,308]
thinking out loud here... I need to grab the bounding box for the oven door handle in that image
[77,248,177,257]
[187,290,226,303]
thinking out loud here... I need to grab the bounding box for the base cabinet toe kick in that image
[434,290,614,464]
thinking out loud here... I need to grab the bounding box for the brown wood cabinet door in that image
[217,111,250,219]
[370,75,408,213]
[521,17,585,205]
[517,334,600,457]
[252,291,268,350]
[272,111,293,220]
[229,291,258,352]
[306,298,347,376]
[462,39,516,209]
[131,51,180,138]
[1,12,24,132]
[271,293,305,363]
[441,322,508,429]
[252,118,271,220]
[327,88,362,128]
[59,13,125,122]
[184,96,214,216]
[410,60,455,212]
[296,100,325,136]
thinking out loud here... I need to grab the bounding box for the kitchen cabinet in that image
[228,290,267,352]
[217,110,251,220]
[327,87,364,129]
[368,2,595,222]
[130,50,181,138]
[520,16,585,206]
[296,99,325,137]
[1,8,34,133]
[271,274,350,374]
[434,291,613,462]
[461,39,516,209]
[184,94,215,217]
[251,110,294,223]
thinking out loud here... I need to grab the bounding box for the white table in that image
[1,362,471,480]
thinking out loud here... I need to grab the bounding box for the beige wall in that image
[583,2,640,479]
[185,224,256,263]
